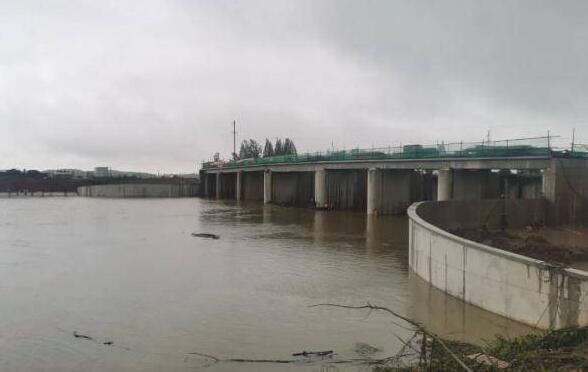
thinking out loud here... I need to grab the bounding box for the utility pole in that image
[572,128,576,152]
[232,120,237,159]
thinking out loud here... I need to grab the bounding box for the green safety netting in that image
[570,144,588,159]
[202,136,571,169]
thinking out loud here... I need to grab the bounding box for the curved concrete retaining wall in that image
[408,200,588,329]
[78,183,198,198]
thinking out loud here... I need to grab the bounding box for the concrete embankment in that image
[78,183,198,198]
[0,191,78,198]
[408,199,588,329]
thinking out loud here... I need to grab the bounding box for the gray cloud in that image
[1,1,587,172]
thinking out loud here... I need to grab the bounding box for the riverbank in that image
[377,326,588,371]
[452,225,588,267]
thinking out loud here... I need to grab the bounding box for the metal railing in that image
[570,143,588,158]
[202,136,559,169]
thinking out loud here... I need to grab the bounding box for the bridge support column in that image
[236,171,242,201]
[263,170,272,204]
[367,168,381,215]
[215,173,222,199]
[437,169,453,201]
[314,169,327,207]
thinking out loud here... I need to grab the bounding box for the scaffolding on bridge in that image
[202,135,588,169]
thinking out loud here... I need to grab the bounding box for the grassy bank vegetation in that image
[377,326,588,371]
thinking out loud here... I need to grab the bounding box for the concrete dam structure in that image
[78,183,199,198]
[199,137,588,329]
[200,137,588,225]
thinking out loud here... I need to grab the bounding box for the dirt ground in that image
[452,225,588,268]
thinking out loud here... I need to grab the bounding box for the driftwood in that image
[310,302,474,372]
[191,233,220,240]
[292,350,333,357]
[70,301,473,371]
[188,351,382,366]
[73,331,94,340]
[72,331,121,348]
[186,302,473,371]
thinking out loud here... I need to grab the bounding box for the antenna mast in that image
[232,120,237,159]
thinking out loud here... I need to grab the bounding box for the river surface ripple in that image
[0,197,533,371]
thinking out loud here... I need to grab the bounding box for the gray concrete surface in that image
[204,156,552,174]
[263,170,272,204]
[314,169,327,207]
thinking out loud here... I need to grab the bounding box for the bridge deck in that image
[202,155,554,173]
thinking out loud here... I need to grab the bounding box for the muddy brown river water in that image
[0,197,534,371]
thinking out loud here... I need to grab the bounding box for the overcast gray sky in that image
[1,0,587,173]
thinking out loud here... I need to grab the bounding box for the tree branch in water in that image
[310,302,474,372]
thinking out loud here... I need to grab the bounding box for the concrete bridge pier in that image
[314,169,327,207]
[437,169,453,201]
[264,170,272,204]
[367,168,381,215]
[236,171,242,201]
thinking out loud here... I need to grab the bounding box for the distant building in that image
[94,167,111,178]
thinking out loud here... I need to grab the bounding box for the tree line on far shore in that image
[236,138,297,160]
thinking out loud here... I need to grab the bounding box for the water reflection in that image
[407,273,536,343]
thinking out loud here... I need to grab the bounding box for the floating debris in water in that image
[191,233,220,239]
[355,342,381,356]
[73,331,94,341]
[292,350,334,357]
